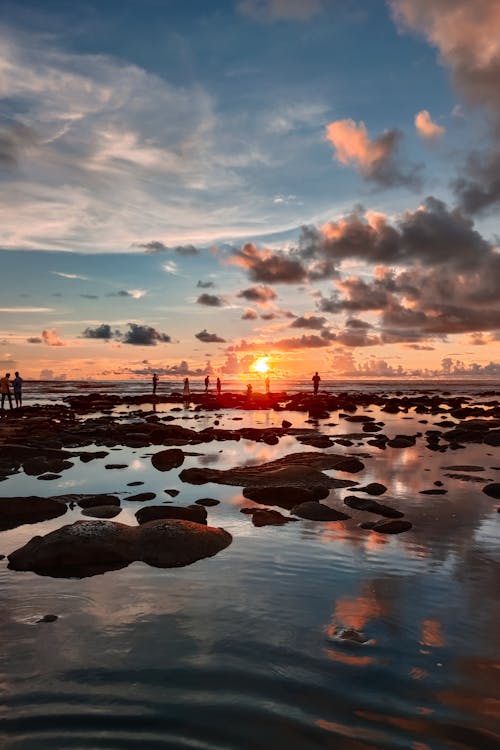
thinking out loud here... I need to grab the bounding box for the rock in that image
[151,449,185,472]
[8,519,231,577]
[195,498,220,507]
[164,489,180,497]
[335,628,369,644]
[358,521,376,529]
[291,501,350,521]
[76,495,121,509]
[242,485,329,509]
[308,408,330,419]
[296,435,334,448]
[444,473,488,483]
[371,519,412,534]
[37,474,62,481]
[282,420,292,429]
[0,554,5,560]
[419,489,448,495]
[36,614,58,623]
[135,504,207,525]
[105,464,128,470]
[127,481,144,486]
[387,435,416,448]
[350,482,387,496]
[80,451,109,463]
[81,506,122,519]
[0,496,67,531]
[247,509,297,527]
[126,492,156,502]
[344,495,403,518]
[441,465,484,472]
[483,483,500,499]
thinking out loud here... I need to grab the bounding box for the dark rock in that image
[351,482,387,496]
[282,420,292,429]
[80,451,109,463]
[195,498,220,507]
[127,492,156,502]
[135,504,207,525]
[127,481,144,486]
[37,473,62,481]
[444,473,487,483]
[387,435,416,448]
[81,505,122,519]
[291,501,350,521]
[335,627,369,644]
[248,509,297,527]
[344,495,403,518]
[8,519,231,577]
[441,465,484,472]
[242,485,328,509]
[0,496,67,531]
[151,448,185,472]
[105,464,128,470]
[419,489,448,495]
[37,614,58,623]
[359,521,376,529]
[76,495,120,509]
[372,519,412,534]
[483,483,500,499]
[164,489,180,497]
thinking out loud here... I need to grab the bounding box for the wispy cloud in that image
[51,272,89,280]
[0,307,54,312]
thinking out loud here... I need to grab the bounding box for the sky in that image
[1,0,499,381]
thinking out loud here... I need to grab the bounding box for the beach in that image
[0,381,499,748]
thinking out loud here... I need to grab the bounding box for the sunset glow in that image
[252,357,271,375]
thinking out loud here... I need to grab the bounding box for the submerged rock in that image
[350,482,387,496]
[291,501,350,521]
[343,495,403,518]
[195,498,220,507]
[135,504,207,525]
[483,483,500,499]
[81,505,122,519]
[8,518,231,577]
[126,492,156,502]
[151,448,185,472]
[371,519,412,534]
[244,508,297,527]
[242,485,329,509]
[0,496,67,531]
[36,614,58,623]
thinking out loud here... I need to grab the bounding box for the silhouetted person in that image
[152,373,158,395]
[204,375,209,393]
[183,377,190,406]
[246,383,253,399]
[216,377,221,395]
[312,371,321,396]
[1,372,13,410]
[265,376,270,395]
[13,371,23,408]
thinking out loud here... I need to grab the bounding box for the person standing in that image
[152,373,159,395]
[246,383,253,399]
[13,371,23,408]
[204,375,210,393]
[183,377,191,406]
[1,372,13,410]
[265,376,270,395]
[312,371,321,396]
[216,377,221,395]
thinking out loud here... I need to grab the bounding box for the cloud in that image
[195,329,226,344]
[230,242,307,284]
[123,360,209,377]
[197,280,215,288]
[51,272,89,280]
[39,369,67,380]
[0,120,37,169]
[237,285,277,304]
[81,324,116,340]
[415,110,445,140]
[196,293,225,307]
[162,261,179,275]
[121,323,171,346]
[290,314,328,330]
[26,336,42,343]
[136,241,199,256]
[0,307,54,312]
[42,328,65,346]
[452,149,500,215]
[108,289,147,299]
[345,318,372,329]
[241,308,258,320]
[325,119,420,188]
[237,0,323,23]
[80,294,99,299]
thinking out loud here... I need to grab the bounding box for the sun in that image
[252,356,270,375]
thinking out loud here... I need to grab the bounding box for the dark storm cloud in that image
[290,315,328,330]
[237,285,277,304]
[230,243,307,284]
[195,329,226,343]
[81,324,116,340]
[196,293,225,307]
[0,120,37,170]
[135,241,199,256]
[121,323,171,346]
[345,318,372,329]
[453,149,500,215]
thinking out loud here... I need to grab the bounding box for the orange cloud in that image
[415,110,445,140]
[42,328,65,347]
[326,119,390,174]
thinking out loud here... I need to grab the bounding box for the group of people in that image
[1,372,23,410]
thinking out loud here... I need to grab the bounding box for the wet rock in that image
[8,519,231,577]
[387,435,416,448]
[23,456,73,476]
[164,489,180,497]
[341,415,375,423]
[135,504,207,525]
[105,464,128,470]
[282,420,292,429]
[419,489,448,495]
[80,451,109,463]
[351,482,387,496]
[335,628,369,644]
[296,434,334,448]
[0,554,5,560]
[151,448,185,472]
[195,498,220,507]
[371,519,412,534]
[37,474,62,481]
[308,408,330,419]
[291,501,350,521]
[434,480,443,486]
[81,505,122,519]
[0,496,67,531]
[444,473,487,483]
[76,495,120,509]
[37,614,58,623]
[441,465,484,472]
[344,495,403,518]
[127,492,156,502]
[242,485,329,509]
[245,508,297,527]
[262,435,279,445]
[358,521,376,529]
[127,481,144,486]
[483,483,500,499]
